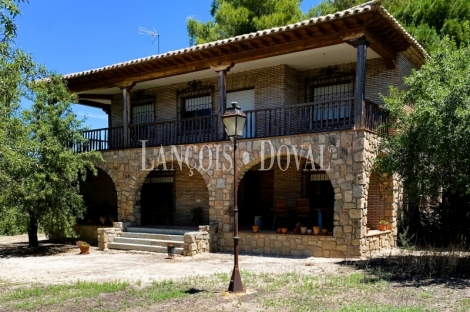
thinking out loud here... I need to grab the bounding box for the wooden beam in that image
[78,94,114,100]
[68,27,366,93]
[364,28,396,69]
[292,30,302,40]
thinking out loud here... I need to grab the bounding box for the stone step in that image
[114,237,184,247]
[120,232,185,242]
[126,227,192,236]
[107,242,183,254]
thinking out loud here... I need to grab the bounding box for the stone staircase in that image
[107,227,188,254]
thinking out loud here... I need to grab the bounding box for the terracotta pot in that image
[79,245,90,254]
[252,225,259,233]
[313,226,320,235]
[301,226,308,234]
[86,219,93,225]
[281,228,288,234]
[99,216,106,225]
[277,228,282,234]
[307,229,312,235]
[366,227,370,234]
[379,224,387,231]
[293,228,299,234]
[322,228,328,235]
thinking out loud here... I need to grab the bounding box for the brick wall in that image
[367,172,395,230]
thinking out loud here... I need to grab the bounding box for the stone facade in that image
[97,222,132,250]
[82,55,415,257]
[89,129,402,257]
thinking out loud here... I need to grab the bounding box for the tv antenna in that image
[138,26,160,54]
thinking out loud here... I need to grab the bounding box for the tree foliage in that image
[187,0,303,45]
[0,0,102,246]
[376,26,470,198]
[305,0,470,52]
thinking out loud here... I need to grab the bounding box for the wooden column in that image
[346,35,370,129]
[117,82,135,147]
[211,63,234,140]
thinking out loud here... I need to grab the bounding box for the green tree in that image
[0,0,102,247]
[305,0,470,52]
[375,25,470,241]
[187,0,303,45]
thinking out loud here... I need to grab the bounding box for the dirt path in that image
[0,235,348,287]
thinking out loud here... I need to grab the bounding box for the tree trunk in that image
[28,213,39,248]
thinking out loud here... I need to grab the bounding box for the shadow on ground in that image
[0,242,74,258]
[340,253,470,289]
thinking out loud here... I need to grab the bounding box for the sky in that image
[14,0,321,129]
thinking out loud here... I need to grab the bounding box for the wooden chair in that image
[271,197,289,230]
[295,198,311,220]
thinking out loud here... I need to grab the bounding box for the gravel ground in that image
[0,235,349,287]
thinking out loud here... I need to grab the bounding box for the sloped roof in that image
[65,0,426,92]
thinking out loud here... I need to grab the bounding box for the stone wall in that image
[239,232,352,258]
[183,225,212,256]
[364,230,394,256]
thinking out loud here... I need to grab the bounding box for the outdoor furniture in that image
[295,198,311,222]
[271,197,289,230]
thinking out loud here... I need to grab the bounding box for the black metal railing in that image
[365,100,389,135]
[76,98,389,152]
[243,97,354,138]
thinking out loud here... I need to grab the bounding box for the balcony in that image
[75,98,388,152]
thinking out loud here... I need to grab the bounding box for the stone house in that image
[64,0,426,257]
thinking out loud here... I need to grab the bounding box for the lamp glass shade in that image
[222,102,246,138]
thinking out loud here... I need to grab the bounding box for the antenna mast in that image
[138,26,160,54]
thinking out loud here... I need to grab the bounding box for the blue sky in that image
[15,0,320,129]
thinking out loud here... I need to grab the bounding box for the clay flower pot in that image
[293,228,299,234]
[366,227,370,234]
[252,225,259,233]
[281,228,288,234]
[301,226,308,234]
[313,226,320,235]
[78,244,90,254]
[277,228,282,234]
[307,229,312,235]
[99,216,106,225]
[322,228,328,235]
[379,225,387,231]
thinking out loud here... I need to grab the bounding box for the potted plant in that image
[379,220,388,231]
[313,226,320,235]
[299,223,307,234]
[294,222,301,234]
[99,216,107,225]
[76,241,90,254]
[167,242,176,258]
[252,225,259,233]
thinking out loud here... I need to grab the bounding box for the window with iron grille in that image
[177,81,214,119]
[305,67,355,103]
[131,91,155,125]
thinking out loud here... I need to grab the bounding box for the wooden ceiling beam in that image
[364,28,396,69]
[68,27,366,92]
[292,30,302,40]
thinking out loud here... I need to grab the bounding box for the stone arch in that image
[366,171,394,230]
[79,166,118,225]
[133,160,211,226]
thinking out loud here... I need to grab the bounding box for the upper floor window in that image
[131,91,155,125]
[177,81,214,119]
[305,67,355,103]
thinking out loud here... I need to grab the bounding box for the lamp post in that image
[222,102,247,293]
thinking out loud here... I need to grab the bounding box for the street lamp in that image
[222,102,247,293]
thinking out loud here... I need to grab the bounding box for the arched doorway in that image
[238,156,334,232]
[140,163,209,226]
[80,168,118,225]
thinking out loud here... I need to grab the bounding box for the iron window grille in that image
[131,91,155,125]
[305,66,355,103]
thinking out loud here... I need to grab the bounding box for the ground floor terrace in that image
[81,130,402,257]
